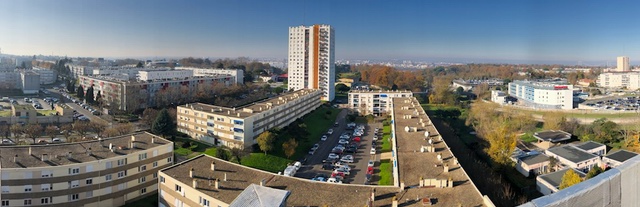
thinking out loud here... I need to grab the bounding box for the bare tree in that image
[60,123,74,142]
[141,108,159,127]
[90,122,107,138]
[23,124,44,143]
[44,125,59,142]
[9,124,24,143]
[103,128,120,137]
[115,123,134,135]
[73,122,92,138]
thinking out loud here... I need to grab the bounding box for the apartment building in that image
[175,67,244,84]
[508,80,574,110]
[176,89,321,149]
[348,90,413,116]
[78,72,234,111]
[158,154,399,207]
[288,25,335,101]
[617,56,630,72]
[597,72,640,90]
[0,132,174,207]
[32,67,57,84]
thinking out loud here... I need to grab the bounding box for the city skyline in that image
[2,0,640,64]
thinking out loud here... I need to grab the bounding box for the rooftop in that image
[348,90,413,94]
[547,145,598,164]
[574,141,605,152]
[229,184,290,207]
[0,132,170,168]
[511,80,571,90]
[605,150,639,163]
[534,130,572,143]
[538,168,585,189]
[520,153,550,165]
[12,104,34,111]
[161,155,399,206]
[182,89,319,119]
[390,97,484,206]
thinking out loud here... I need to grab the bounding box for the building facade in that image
[597,72,640,90]
[176,89,322,149]
[20,72,40,94]
[0,132,173,207]
[508,80,574,110]
[288,25,335,101]
[32,67,57,84]
[175,67,244,84]
[617,56,630,72]
[348,90,413,116]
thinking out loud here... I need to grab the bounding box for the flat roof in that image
[0,132,170,168]
[538,168,585,189]
[348,90,413,94]
[390,97,484,206]
[161,155,399,206]
[547,145,598,164]
[13,104,34,111]
[534,130,572,143]
[521,153,550,165]
[574,141,605,151]
[605,150,639,163]
[182,89,318,119]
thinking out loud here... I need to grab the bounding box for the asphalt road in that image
[295,109,381,185]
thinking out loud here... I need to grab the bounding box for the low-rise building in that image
[536,168,586,195]
[603,150,639,168]
[597,72,640,90]
[574,141,606,156]
[516,153,550,177]
[545,145,600,172]
[0,104,74,125]
[491,90,507,104]
[0,132,173,207]
[176,67,244,84]
[177,89,322,149]
[508,80,574,110]
[533,130,572,149]
[348,90,413,116]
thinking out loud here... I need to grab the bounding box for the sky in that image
[1,0,640,64]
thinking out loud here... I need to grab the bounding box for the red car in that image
[332,172,345,178]
[367,166,374,175]
[352,137,361,142]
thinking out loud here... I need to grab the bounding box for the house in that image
[545,145,600,172]
[516,153,550,177]
[491,90,507,104]
[574,141,606,156]
[536,168,586,195]
[603,150,639,168]
[533,130,572,149]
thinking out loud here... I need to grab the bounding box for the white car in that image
[294,161,302,170]
[321,135,328,141]
[336,165,351,172]
[370,148,376,155]
[327,153,339,160]
[327,177,342,184]
[2,139,14,144]
[340,135,350,139]
[327,129,334,135]
[373,135,378,141]
[340,155,354,163]
[368,160,375,167]
[334,168,350,175]
[338,139,349,145]
[308,149,316,155]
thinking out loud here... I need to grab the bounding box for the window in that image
[1,201,8,206]
[199,196,211,207]
[24,185,32,192]
[160,176,165,183]
[41,184,51,191]
[69,180,79,188]
[153,172,158,178]
[153,161,158,168]
[1,186,9,193]
[118,183,125,191]
[86,191,93,198]
[105,174,112,181]
[117,158,127,166]
[105,162,113,169]
[153,150,158,157]
[175,184,182,192]
[24,199,31,205]
[139,177,146,183]
[139,153,147,160]
[41,197,51,204]
[86,179,93,185]
[139,165,147,172]
[86,165,93,172]
[41,170,52,177]
[117,171,126,178]
[69,168,80,175]
[140,188,147,194]
[69,194,79,201]
[167,157,173,163]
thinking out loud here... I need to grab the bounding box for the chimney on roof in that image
[131,135,136,142]
[13,154,18,163]
[130,141,135,149]
[192,179,198,189]
[41,154,48,162]
[211,161,215,171]
[392,196,398,207]
[227,111,230,115]
[189,168,194,178]
[109,143,113,150]
[237,113,240,117]
[224,173,227,181]
[28,147,32,155]
[371,189,376,203]
[214,179,219,189]
[260,178,265,186]
[151,137,155,144]
[87,147,92,156]
[67,152,73,159]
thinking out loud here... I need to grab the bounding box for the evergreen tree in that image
[85,86,94,104]
[585,166,604,179]
[77,85,84,99]
[95,91,102,105]
[151,109,174,137]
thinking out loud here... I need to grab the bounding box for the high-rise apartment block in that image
[617,56,630,72]
[288,25,335,101]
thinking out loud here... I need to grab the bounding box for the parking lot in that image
[294,111,383,185]
[583,96,640,111]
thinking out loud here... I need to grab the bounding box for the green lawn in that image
[507,106,640,119]
[272,106,340,160]
[378,159,393,185]
[241,153,291,173]
[381,125,392,152]
[0,110,11,117]
[174,138,212,156]
[122,193,157,207]
[520,133,538,143]
[355,116,368,123]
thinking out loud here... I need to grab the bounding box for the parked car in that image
[2,139,15,144]
[312,174,328,182]
[321,135,328,141]
[327,129,334,135]
[338,139,349,145]
[334,121,339,127]
[293,161,302,171]
[334,168,350,175]
[373,135,378,141]
[311,143,320,150]
[322,163,335,170]
[327,177,342,184]
[340,155,354,163]
[327,153,339,160]
[368,160,375,167]
[370,148,376,155]
[308,149,316,155]
[52,138,62,143]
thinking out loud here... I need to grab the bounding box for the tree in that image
[103,128,120,137]
[60,123,73,141]
[585,165,604,179]
[9,124,24,143]
[230,147,251,164]
[77,85,84,99]
[90,122,107,138]
[95,90,102,105]
[559,169,582,190]
[114,123,134,135]
[256,131,275,155]
[141,108,159,127]
[73,122,92,138]
[23,124,43,143]
[543,113,567,130]
[151,109,174,137]
[136,61,144,68]
[282,138,298,158]
[44,125,58,142]
[335,83,350,93]
[85,86,94,104]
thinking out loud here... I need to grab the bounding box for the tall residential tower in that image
[617,56,630,72]
[288,25,335,101]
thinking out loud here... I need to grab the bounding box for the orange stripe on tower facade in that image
[313,25,319,89]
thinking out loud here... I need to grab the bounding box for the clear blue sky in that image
[1,0,640,64]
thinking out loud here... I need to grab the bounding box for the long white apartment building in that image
[176,89,321,149]
[175,67,244,84]
[0,132,173,207]
[597,72,640,90]
[508,80,574,110]
[348,90,413,116]
[288,24,335,101]
[138,70,193,81]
